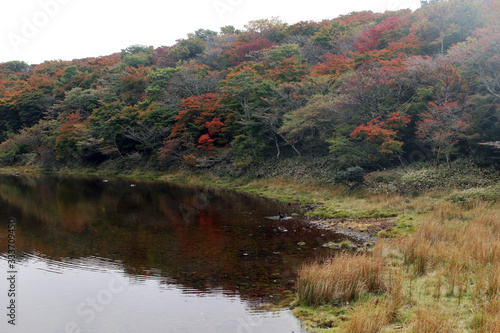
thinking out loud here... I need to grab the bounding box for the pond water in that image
[0,175,350,333]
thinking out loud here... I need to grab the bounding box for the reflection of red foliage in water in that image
[58,203,88,233]
[0,177,340,306]
[197,210,225,258]
[158,195,226,260]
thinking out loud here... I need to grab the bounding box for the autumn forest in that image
[1,0,499,173]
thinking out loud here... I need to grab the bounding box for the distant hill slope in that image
[1,0,498,170]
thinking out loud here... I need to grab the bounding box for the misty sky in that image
[0,0,421,65]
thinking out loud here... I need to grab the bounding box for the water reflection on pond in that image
[0,175,345,332]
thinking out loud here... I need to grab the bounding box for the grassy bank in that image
[294,200,499,332]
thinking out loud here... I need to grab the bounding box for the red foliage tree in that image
[152,45,176,68]
[86,54,121,68]
[236,38,275,60]
[311,53,355,77]
[416,101,470,168]
[350,111,411,154]
[267,57,310,82]
[387,30,421,56]
[197,134,215,151]
[206,117,226,140]
[354,16,404,53]
[221,38,276,66]
[171,93,226,137]
[170,93,232,152]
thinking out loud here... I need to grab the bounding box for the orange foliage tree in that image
[170,93,233,154]
[350,111,411,154]
[311,54,355,77]
[55,110,87,161]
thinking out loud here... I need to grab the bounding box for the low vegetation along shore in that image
[1,159,499,332]
[295,200,499,332]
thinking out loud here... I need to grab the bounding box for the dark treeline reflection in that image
[0,175,340,303]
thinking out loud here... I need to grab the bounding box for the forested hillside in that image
[1,0,498,172]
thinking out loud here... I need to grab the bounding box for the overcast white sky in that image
[0,0,421,65]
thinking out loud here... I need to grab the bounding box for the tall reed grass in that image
[295,198,499,332]
[409,305,455,332]
[398,203,500,275]
[341,299,389,333]
[297,253,386,306]
[396,202,500,331]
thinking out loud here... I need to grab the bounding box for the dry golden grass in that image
[396,202,500,331]
[384,269,404,321]
[340,272,403,333]
[361,190,438,214]
[398,202,500,273]
[399,236,435,275]
[341,299,389,333]
[296,197,499,332]
[482,305,500,333]
[409,305,455,333]
[297,253,386,306]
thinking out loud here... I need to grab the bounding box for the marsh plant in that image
[295,197,499,332]
[297,253,386,306]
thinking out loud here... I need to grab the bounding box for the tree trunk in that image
[273,133,280,158]
[397,155,406,167]
[277,132,301,156]
[436,147,441,167]
[446,153,451,170]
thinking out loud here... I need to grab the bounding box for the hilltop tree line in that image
[0,0,498,171]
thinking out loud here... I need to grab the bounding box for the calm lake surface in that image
[0,175,350,333]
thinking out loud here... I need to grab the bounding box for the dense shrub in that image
[447,184,500,207]
[334,166,366,184]
[365,159,499,194]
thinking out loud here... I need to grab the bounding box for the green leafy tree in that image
[220,25,240,35]
[4,61,31,73]
[280,94,337,155]
[145,67,181,102]
[264,44,303,65]
[49,87,105,118]
[219,63,275,117]
[312,19,359,53]
[415,0,483,54]
[121,45,154,67]
[56,65,84,89]
[87,102,131,156]
[188,29,218,41]
[168,38,207,63]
